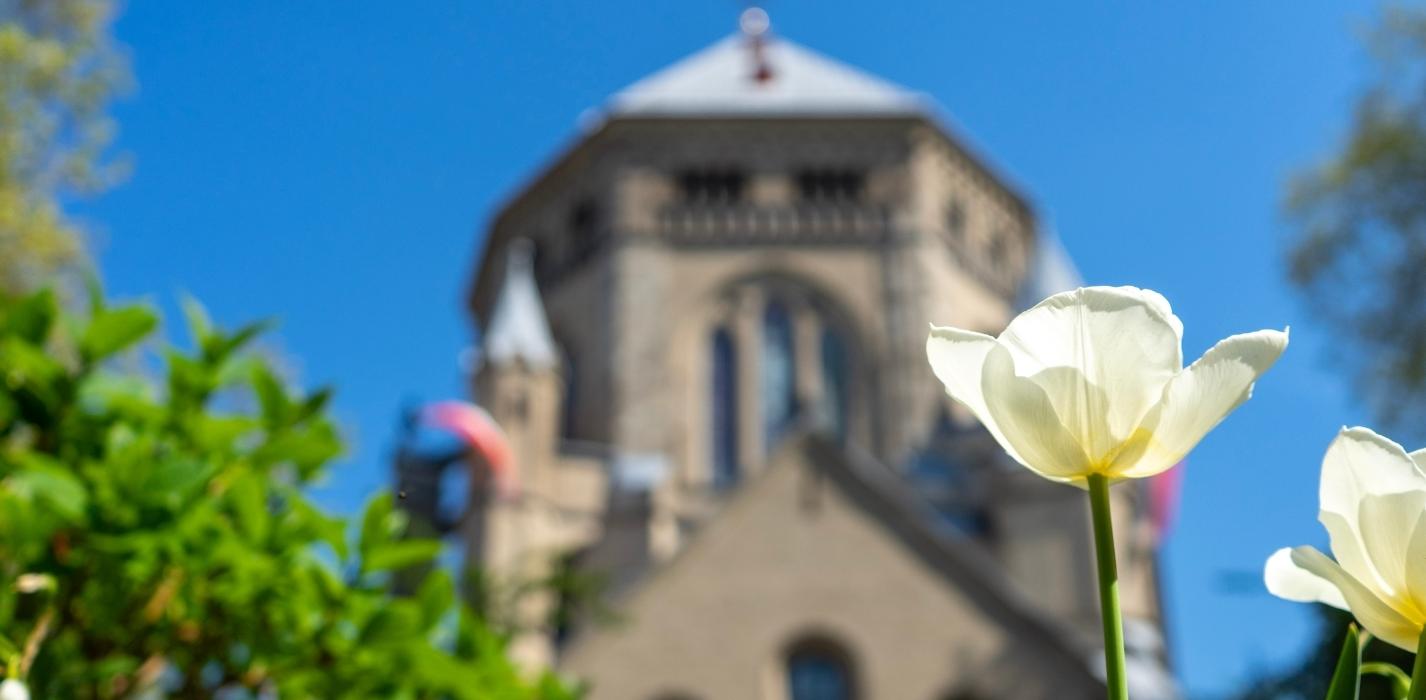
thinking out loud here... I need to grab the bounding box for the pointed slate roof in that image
[481,240,559,369]
[607,35,927,118]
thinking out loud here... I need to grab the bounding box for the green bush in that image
[0,287,577,699]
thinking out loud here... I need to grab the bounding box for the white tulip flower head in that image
[927,286,1288,486]
[1267,426,1426,651]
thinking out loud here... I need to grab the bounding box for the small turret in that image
[471,238,565,525]
[467,240,567,671]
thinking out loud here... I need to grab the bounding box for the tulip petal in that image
[997,287,1185,455]
[1116,328,1287,479]
[1320,427,1426,529]
[1321,511,1389,599]
[1265,547,1348,610]
[1281,546,1420,651]
[926,325,1000,433]
[979,344,1091,481]
[1409,447,1426,474]
[1405,512,1426,614]
[1357,491,1426,601]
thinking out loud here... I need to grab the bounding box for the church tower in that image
[459,11,1177,698]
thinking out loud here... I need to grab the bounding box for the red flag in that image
[421,401,517,497]
[1148,461,1184,541]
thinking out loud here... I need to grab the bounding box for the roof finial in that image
[740,6,774,84]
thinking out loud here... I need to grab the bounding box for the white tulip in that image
[0,679,29,700]
[926,286,1288,485]
[1266,426,1426,651]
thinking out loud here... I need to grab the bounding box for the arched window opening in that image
[818,328,849,443]
[907,406,990,537]
[569,199,603,266]
[710,327,739,489]
[761,301,798,453]
[561,350,579,441]
[945,197,966,241]
[786,639,855,700]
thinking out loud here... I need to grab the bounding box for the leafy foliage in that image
[0,0,130,293]
[1286,4,1426,441]
[1235,607,1411,700]
[0,287,577,698]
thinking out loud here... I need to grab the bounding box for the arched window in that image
[561,350,579,441]
[786,638,855,700]
[710,327,739,489]
[907,406,990,536]
[818,328,849,443]
[761,301,797,453]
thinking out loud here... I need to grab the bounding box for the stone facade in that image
[454,27,1175,699]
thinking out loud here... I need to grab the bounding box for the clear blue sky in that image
[79,2,1382,696]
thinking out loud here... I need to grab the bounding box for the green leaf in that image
[359,602,421,647]
[417,570,455,628]
[1362,661,1410,700]
[80,305,157,362]
[227,471,268,543]
[1,289,57,343]
[297,386,333,423]
[179,294,213,349]
[359,493,395,558]
[78,371,159,417]
[250,362,290,427]
[9,454,87,522]
[131,458,214,512]
[252,421,342,479]
[364,540,442,574]
[1327,624,1361,700]
[212,319,272,361]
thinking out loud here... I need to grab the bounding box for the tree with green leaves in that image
[1286,4,1426,440]
[0,0,129,293]
[0,286,577,698]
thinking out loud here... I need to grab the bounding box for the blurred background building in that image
[405,10,1179,700]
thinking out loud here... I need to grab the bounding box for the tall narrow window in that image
[818,328,849,443]
[946,198,966,243]
[561,351,579,441]
[761,301,797,453]
[710,328,739,489]
[787,644,854,700]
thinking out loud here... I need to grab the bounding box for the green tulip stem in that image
[1087,473,1128,700]
[1410,626,1426,700]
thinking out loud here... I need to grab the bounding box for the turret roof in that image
[481,240,559,369]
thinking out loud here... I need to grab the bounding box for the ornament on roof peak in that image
[740,7,774,84]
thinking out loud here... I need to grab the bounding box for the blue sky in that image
[79,2,1384,695]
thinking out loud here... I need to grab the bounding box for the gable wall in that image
[562,446,1100,700]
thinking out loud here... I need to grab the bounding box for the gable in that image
[562,435,1101,700]
[607,35,925,118]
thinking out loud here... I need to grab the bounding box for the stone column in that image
[791,297,824,429]
[733,286,764,475]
